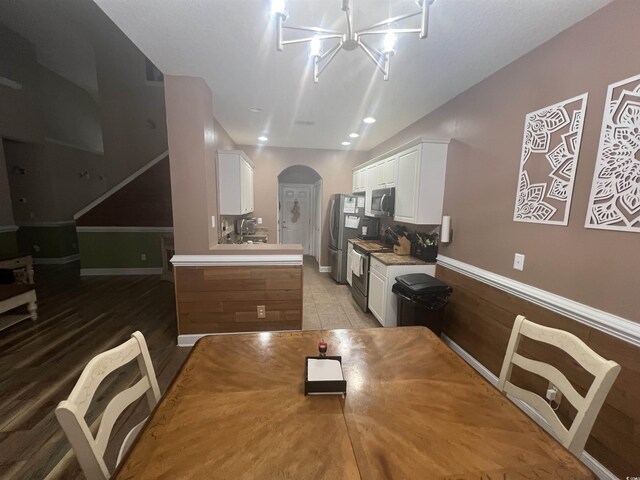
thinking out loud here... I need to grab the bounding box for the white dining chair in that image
[497,315,620,457]
[55,331,161,480]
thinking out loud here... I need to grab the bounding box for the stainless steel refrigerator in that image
[328,194,363,283]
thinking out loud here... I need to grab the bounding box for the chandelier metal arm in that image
[313,41,343,83]
[282,34,342,46]
[282,25,343,35]
[358,39,390,80]
[357,11,422,33]
[358,28,422,37]
[343,0,354,39]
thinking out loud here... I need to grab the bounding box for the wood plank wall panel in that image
[435,265,640,478]
[175,265,303,334]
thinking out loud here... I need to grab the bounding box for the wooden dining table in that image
[114,327,594,479]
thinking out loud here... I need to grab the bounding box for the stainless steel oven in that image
[350,245,370,312]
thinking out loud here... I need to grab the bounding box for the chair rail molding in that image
[170,254,303,267]
[437,255,640,348]
[0,225,19,233]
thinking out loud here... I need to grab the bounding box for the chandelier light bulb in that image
[270,0,287,17]
[382,32,398,54]
[309,35,322,58]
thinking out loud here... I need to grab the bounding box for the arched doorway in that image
[277,166,322,263]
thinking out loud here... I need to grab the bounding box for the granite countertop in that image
[210,244,303,255]
[371,252,436,266]
[349,239,393,253]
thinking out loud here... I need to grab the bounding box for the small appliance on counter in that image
[358,216,380,239]
[235,217,256,236]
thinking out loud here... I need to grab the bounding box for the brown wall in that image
[370,0,639,323]
[239,146,368,266]
[165,75,235,254]
[0,141,14,226]
[437,265,640,477]
[76,157,172,227]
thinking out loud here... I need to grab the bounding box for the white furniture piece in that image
[0,285,37,332]
[394,141,448,224]
[217,150,255,215]
[368,257,435,327]
[497,315,621,457]
[0,253,35,284]
[55,331,161,480]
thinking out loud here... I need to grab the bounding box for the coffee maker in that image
[358,216,380,240]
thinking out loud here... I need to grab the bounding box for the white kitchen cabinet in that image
[364,165,376,216]
[368,267,386,321]
[368,257,436,327]
[394,141,448,224]
[217,150,255,215]
[382,156,396,187]
[352,170,359,193]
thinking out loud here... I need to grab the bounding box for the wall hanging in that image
[585,73,640,232]
[514,93,588,225]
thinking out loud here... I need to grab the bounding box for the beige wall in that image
[370,0,639,322]
[0,24,44,143]
[239,145,368,266]
[39,66,103,153]
[4,140,107,223]
[0,141,14,226]
[165,75,235,254]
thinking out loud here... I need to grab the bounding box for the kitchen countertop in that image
[371,252,436,266]
[348,239,393,253]
[210,244,303,255]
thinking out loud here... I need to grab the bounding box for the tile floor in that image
[302,255,381,331]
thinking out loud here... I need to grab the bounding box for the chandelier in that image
[270,0,435,83]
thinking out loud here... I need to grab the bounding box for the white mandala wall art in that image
[514,94,588,225]
[585,73,640,232]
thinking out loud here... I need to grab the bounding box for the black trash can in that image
[392,273,453,336]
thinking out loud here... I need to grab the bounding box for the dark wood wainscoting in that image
[436,265,640,478]
[175,265,303,334]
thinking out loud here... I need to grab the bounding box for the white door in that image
[313,180,322,264]
[280,184,312,254]
[368,269,386,323]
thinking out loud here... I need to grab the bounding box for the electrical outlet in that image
[513,253,525,271]
[257,305,266,319]
[141,253,147,261]
[546,382,562,405]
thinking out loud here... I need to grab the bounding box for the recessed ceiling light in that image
[341,141,351,146]
[249,107,262,113]
[349,133,359,138]
[258,136,268,141]
[363,117,376,124]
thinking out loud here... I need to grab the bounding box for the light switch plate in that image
[211,215,216,228]
[513,253,525,271]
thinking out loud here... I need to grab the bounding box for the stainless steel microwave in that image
[371,187,395,217]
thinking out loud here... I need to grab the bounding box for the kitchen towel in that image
[351,250,364,277]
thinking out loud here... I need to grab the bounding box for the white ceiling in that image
[91,0,612,151]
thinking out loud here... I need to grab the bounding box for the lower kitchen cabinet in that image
[367,257,436,327]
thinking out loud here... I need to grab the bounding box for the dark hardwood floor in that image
[0,263,189,480]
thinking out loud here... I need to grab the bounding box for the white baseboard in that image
[80,267,162,276]
[318,266,331,273]
[34,254,80,265]
[441,334,619,480]
[437,255,640,348]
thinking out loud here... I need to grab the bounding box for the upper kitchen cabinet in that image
[217,150,255,215]
[394,141,448,224]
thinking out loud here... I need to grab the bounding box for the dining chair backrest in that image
[497,315,620,457]
[55,331,161,479]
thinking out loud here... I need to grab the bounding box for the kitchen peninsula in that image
[171,243,304,346]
